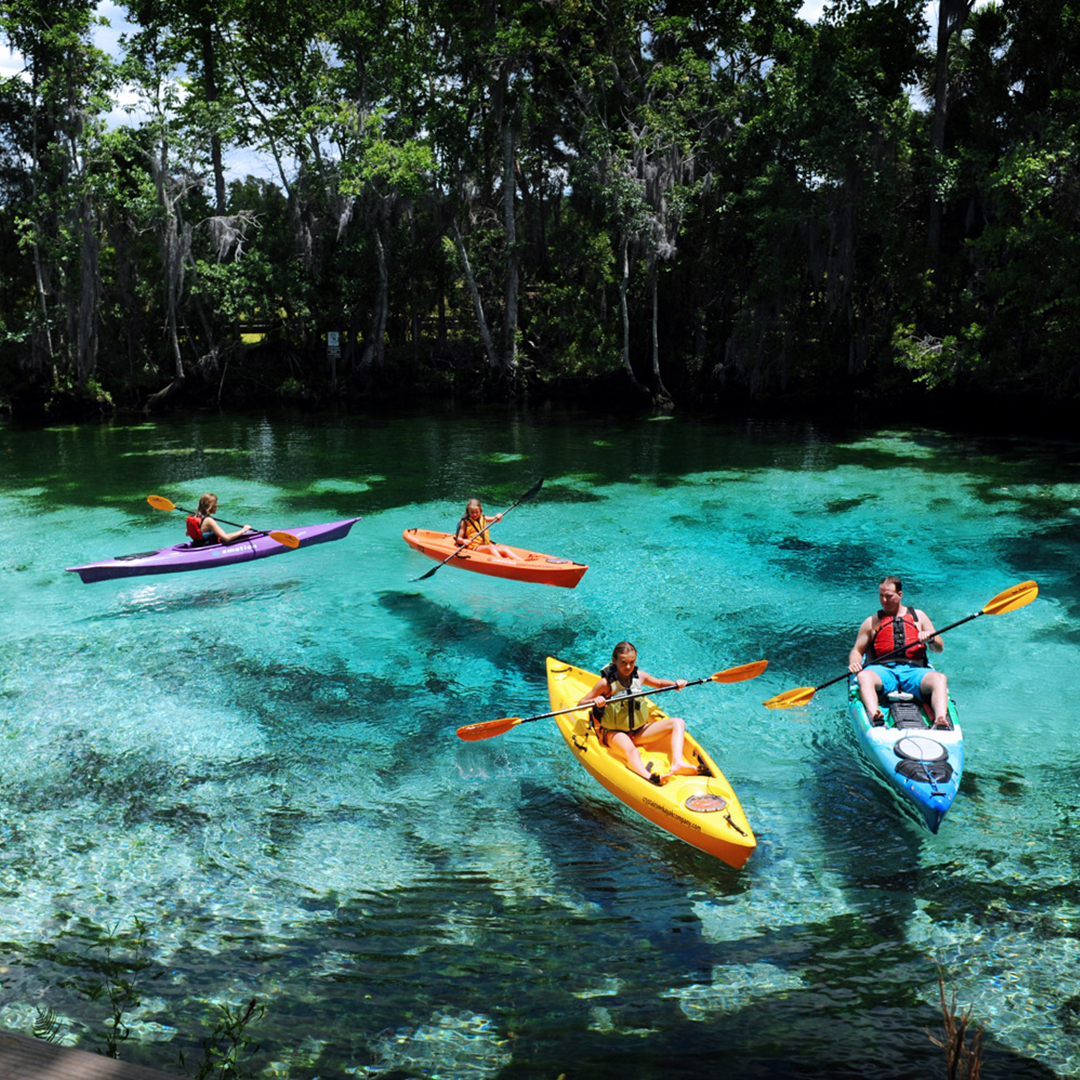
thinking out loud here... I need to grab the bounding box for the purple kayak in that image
[67,518,360,584]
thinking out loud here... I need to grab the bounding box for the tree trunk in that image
[648,260,672,405]
[618,233,648,396]
[453,221,499,369]
[149,147,190,382]
[26,70,55,377]
[928,0,975,257]
[198,10,227,214]
[361,219,389,369]
[501,116,519,374]
[75,193,100,386]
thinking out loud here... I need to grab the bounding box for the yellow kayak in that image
[546,657,756,869]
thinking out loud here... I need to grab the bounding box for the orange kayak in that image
[403,529,588,588]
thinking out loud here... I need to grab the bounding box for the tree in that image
[0,0,121,403]
[926,0,977,257]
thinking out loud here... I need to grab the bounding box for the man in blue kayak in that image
[848,576,950,729]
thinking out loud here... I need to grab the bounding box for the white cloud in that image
[1,41,25,82]
[94,1,130,58]
[800,1,995,36]
[798,1,831,21]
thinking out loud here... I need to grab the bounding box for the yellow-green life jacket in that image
[597,663,650,732]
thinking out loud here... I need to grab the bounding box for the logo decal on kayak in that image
[685,794,729,813]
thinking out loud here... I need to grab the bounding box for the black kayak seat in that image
[886,692,930,730]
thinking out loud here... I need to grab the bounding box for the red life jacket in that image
[186,515,218,546]
[871,608,926,665]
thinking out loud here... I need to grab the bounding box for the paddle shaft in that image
[413,477,543,581]
[454,664,770,742]
[528,674,711,725]
[147,495,297,547]
[456,686,674,742]
[814,610,980,696]
[169,502,248,531]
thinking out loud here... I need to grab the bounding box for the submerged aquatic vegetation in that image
[930,968,984,1080]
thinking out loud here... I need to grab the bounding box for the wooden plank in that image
[0,1030,175,1079]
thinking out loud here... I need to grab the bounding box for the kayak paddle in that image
[457,659,769,742]
[412,477,544,582]
[147,494,299,548]
[762,580,1039,710]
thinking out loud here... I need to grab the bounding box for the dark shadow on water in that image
[516,777,751,901]
[9,759,1060,1080]
[376,589,583,679]
[800,721,932,915]
[531,481,606,503]
[824,494,880,514]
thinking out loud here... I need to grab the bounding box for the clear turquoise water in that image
[0,408,1076,1078]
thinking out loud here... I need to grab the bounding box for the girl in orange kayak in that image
[185,493,252,546]
[577,641,694,784]
[454,498,521,560]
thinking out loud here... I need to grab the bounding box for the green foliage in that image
[22,915,266,1079]
[32,1006,64,1044]
[179,997,265,1080]
[82,917,151,1058]
[2,0,1080,408]
[892,322,984,389]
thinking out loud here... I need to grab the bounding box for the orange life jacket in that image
[460,515,491,545]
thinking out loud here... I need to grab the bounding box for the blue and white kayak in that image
[847,675,963,833]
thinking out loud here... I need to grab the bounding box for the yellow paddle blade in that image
[762,686,817,710]
[711,659,768,683]
[270,531,300,549]
[147,494,176,511]
[456,717,522,742]
[982,580,1038,616]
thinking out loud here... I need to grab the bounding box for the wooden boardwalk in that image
[0,1030,176,1079]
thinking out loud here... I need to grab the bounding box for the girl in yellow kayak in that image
[577,641,694,784]
[454,498,521,560]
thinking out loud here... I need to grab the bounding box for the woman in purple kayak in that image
[186,494,252,546]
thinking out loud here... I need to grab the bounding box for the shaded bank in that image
[3,348,1076,446]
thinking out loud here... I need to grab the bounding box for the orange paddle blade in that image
[456,717,523,742]
[270,531,300,549]
[147,494,176,511]
[711,659,768,683]
[983,580,1038,616]
[762,686,817,710]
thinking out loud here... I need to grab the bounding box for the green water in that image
[0,408,1076,1079]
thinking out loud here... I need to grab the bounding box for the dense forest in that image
[0,0,1077,419]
